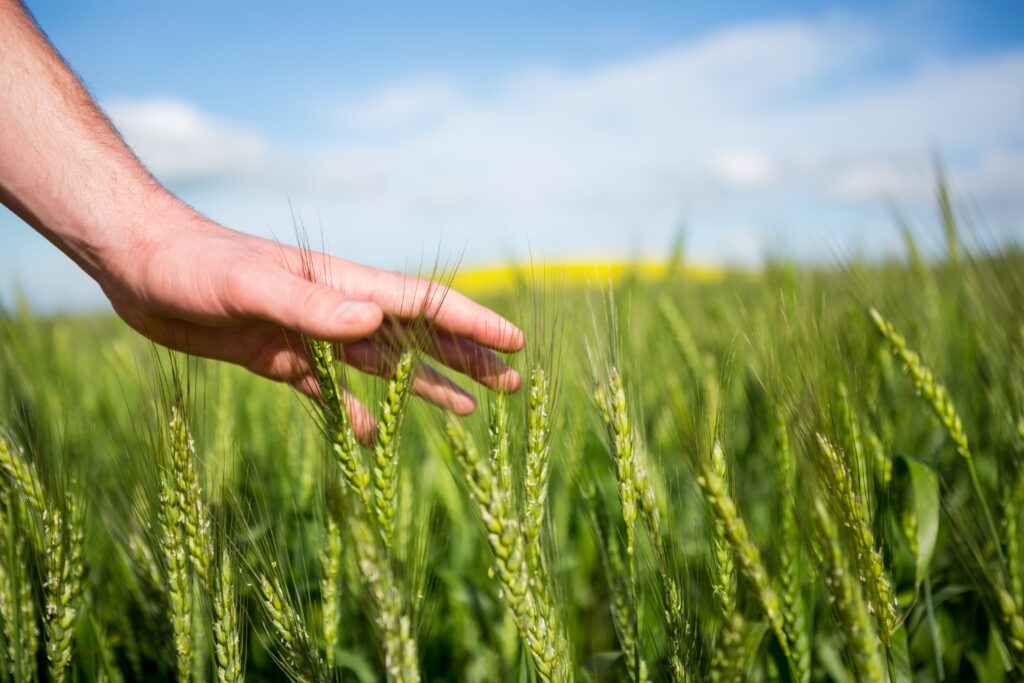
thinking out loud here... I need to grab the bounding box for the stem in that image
[924,575,945,681]
[966,457,1006,567]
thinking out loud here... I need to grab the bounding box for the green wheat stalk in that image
[257,572,323,682]
[709,443,737,616]
[709,612,746,683]
[595,370,643,682]
[995,586,1024,654]
[212,548,243,683]
[444,416,568,682]
[836,382,872,524]
[524,368,552,567]
[810,498,885,683]
[606,528,645,683]
[773,410,810,683]
[866,428,893,492]
[581,477,648,683]
[814,433,898,645]
[488,390,512,501]
[659,295,720,417]
[372,350,414,547]
[595,372,637,557]
[707,442,746,683]
[43,496,85,683]
[307,337,420,682]
[870,308,1004,564]
[158,461,193,683]
[0,432,45,552]
[635,456,688,682]
[695,441,794,668]
[345,505,420,682]
[169,406,214,590]
[308,338,373,513]
[320,514,343,672]
[1,502,40,683]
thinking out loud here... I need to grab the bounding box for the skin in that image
[0,0,524,440]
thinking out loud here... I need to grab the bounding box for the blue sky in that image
[3,1,1024,310]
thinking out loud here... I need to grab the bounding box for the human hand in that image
[97,205,524,439]
[0,0,522,440]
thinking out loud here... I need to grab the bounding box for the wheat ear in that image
[345,505,421,682]
[158,461,192,683]
[524,369,573,675]
[444,417,567,682]
[865,428,893,491]
[1,502,40,683]
[372,350,414,547]
[582,478,647,683]
[814,433,898,644]
[595,371,637,558]
[169,406,214,590]
[127,529,163,592]
[869,308,1003,563]
[707,443,746,683]
[635,457,688,682]
[308,336,420,681]
[709,612,746,683]
[1003,485,1022,612]
[488,390,512,500]
[836,382,872,524]
[709,443,737,616]
[308,338,420,681]
[595,371,644,682]
[43,495,85,683]
[773,411,811,683]
[308,338,373,511]
[0,433,45,552]
[257,572,323,682]
[696,442,793,666]
[659,295,720,416]
[810,499,885,683]
[524,368,552,569]
[320,514,343,672]
[606,527,644,682]
[212,548,242,683]
[995,586,1024,653]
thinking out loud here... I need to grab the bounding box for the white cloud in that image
[344,80,463,132]
[84,18,1024,268]
[104,97,271,184]
[972,149,1024,206]
[707,149,776,189]
[826,160,933,201]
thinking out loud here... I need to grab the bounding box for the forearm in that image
[0,0,193,285]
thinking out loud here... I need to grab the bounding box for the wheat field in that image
[1,188,1023,681]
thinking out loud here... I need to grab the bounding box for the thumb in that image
[232,268,384,341]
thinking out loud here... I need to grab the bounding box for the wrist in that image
[89,188,207,297]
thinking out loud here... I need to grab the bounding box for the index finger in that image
[329,259,526,353]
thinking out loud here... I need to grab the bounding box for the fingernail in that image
[454,394,477,416]
[510,328,526,350]
[336,301,379,325]
[500,369,522,392]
